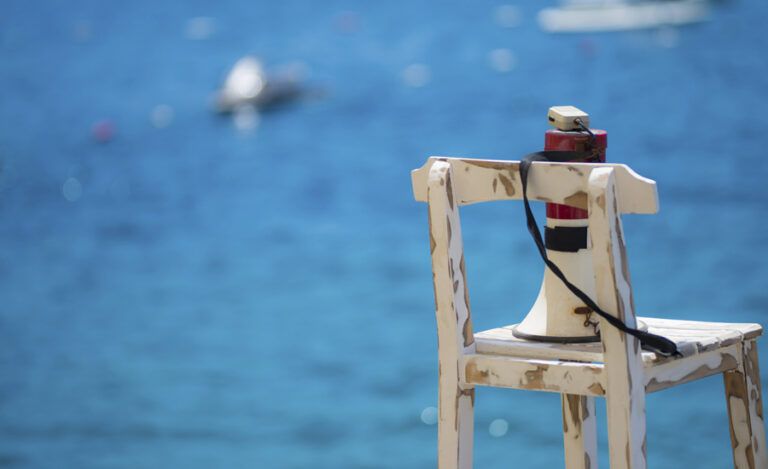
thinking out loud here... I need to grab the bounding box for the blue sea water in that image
[1,0,768,467]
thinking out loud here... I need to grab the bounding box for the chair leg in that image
[562,394,598,469]
[438,378,474,469]
[605,386,647,469]
[724,340,767,469]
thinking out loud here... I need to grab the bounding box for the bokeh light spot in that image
[62,177,83,202]
[185,17,216,40]
[233,105,260,133]
[420,406,438,425]
[494,5,521,28]
[333,11,361,34]
[150,104,175,129]
[489,418,509,437]
[402,64,431,88]
[488,48,516,73]
[73,20,92,42]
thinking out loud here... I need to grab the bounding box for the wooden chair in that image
[411,157,766,469]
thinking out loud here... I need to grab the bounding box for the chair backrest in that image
[411,157,658,213]
[413,156,654,467]
[411,155,657,368]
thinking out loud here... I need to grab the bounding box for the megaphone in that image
[512,106,644,343]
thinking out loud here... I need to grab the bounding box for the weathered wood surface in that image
[412,157,658,214]
[427,161,475,469]
[645,345,740,393]
[562,394,598,469]
[725,340,768,469]
[588,167,647,469]
[474,318,762,365]
[470,331,747,395]
[644,318,762,341]
[464,354,606,396]
[416,156,766,469]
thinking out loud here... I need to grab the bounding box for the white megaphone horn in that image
[512,106,646,343]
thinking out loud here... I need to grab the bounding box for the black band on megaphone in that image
[520,152,680,358]
[545,226,588,252]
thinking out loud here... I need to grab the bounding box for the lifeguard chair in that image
[411,156,766,469]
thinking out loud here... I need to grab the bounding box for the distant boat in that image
[214,56,306,113]
[538,0,709,33]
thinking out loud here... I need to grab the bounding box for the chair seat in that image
[475,317,762,363]
[465,317,763,395]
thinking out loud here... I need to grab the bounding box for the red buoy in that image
[92,120,115,144]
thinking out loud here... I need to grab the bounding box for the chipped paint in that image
[588,382,606,395]
[463,159,514,170]
[588,168,648,469]
[465,361,490,384]
[564,190,587,210]
[459,254,473,348]
[647,349,738,393]
[462,319,473,348]
[596,193,606,211]
[724,341,768,468]
[562,394,598,469]
[497,173,516,196]
[412,157,659,214]
[523,365,549,388]
[419,158,764,469]
[649,360,735,392]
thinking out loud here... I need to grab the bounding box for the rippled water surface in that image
[1,0,768,467]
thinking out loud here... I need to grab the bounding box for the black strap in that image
[520,152,680,357]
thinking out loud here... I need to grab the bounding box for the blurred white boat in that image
[215,56,306,113]
[539,0,709,33]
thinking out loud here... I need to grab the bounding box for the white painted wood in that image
[427,161,475,469]
[475,326,605,363]
[411,157,658,214]
[464,354,606,396]
[415,156,766,469]
[645,345,740,393]
[516,217,602,340]
[741,341,768,468]
[642,318,762,339]
[724,340,768,469]
[470,327,753,398]
[476,318,761,367]
[562,394,599,469]
[588,167,647,469]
